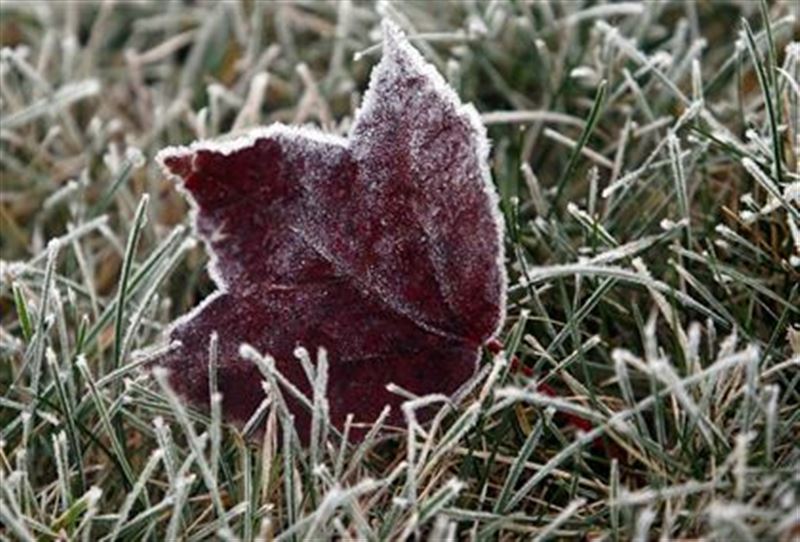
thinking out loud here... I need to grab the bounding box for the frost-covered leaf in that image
[152,21,506,439]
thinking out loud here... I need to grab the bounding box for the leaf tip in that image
[156,147,194,181]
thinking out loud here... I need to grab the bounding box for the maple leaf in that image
[153,21,506,439]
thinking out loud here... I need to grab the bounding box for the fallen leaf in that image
[152,21,506,440]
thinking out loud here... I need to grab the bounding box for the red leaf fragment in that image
[152,21,506,440]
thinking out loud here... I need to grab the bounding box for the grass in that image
[1,0,799,540]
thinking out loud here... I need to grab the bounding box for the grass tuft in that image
[1,1,798,540]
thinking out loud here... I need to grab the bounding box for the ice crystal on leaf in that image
[153,21,506,440]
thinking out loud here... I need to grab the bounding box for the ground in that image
[1,1,799,540]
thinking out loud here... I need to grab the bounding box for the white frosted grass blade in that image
[618,480,718,507]
[2,79,100,129]
[742,158,800,222]
[481,110,585,127]
[602,101,702,198]
[119,237,193,362]
[164,474,195,540]
[26,216,108,267]
[521,163,549,216]
[633,506,657,542]
[524,262,721,322]
[494,413,550,514]
[239,345,309,435]
[491,388,604,424]
[543,127,614,169]
[421,402,481,479]
[0,489,34,542]
[587,230,678,265]
[567,202,617,246]
[342,405,391,479]
[558,2,643,25]
[152,368,229,530]
[286,478,382,541]
[532,498,586,542]
[105,449,163,542]
[52,431,71,509]
[667,134,692,246]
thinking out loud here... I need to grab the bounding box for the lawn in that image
[1,1,798,540]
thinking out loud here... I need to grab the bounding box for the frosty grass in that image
[1,1,799,540]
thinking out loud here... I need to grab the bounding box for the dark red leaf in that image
[152,22,506,440]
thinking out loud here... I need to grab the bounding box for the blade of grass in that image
[549,80,608,216]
